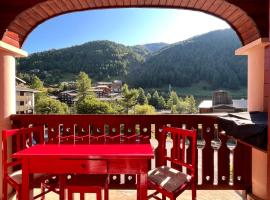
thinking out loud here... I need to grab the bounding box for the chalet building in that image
[15,77,38,114]
[58,85,121,105]
[58,90,78,105]
[95,80,123,93]
[199,90,247,113]
[92,85,111,97]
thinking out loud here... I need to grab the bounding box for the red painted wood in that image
[14,143,154,200]
[28,158,108,174]
[13,144,154,158]
[1,0,265,47]
[2,127,58,200]
[148,127,197,200]
[67,186,103,200]
[11,114,252,190]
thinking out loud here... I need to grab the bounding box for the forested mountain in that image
[132,42,168,54]
[18,29,247,89]
[143,42,169,53]
[18,40,145,83]
[128,29,246,89]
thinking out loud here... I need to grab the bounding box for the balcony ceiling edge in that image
[235,38,270,56]
[0,41,27,57]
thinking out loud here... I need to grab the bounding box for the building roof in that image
[48,95,58,99]
[67,93,77,97]
[16,77,26,84]
[16,86,39,93]
[94,85,110,89]
[60,90,77,94]
[198,100,212,109]
[199,99,247,109]
[113,80,122,84]
[97,82,112,85]
[89,89,104,92]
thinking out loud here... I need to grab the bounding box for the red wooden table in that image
[13,144,154,200]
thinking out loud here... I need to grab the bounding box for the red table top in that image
[13,144,154,159]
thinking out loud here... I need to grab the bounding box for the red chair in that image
[148,126,197,200]
[2,127,58,200]
[66,174,109,200]
[56,134,109,200]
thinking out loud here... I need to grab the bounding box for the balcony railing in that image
[11,114,251,191]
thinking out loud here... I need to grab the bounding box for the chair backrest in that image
[2,126,44,176]
[160,126,197,176]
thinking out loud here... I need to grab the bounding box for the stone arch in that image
[2,0,260,48]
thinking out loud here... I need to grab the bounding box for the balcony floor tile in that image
[11,189,243,200]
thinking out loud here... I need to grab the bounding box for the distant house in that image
[112,80,122,93]
[198,90,247,113]
[58,90,78,105]
[95,80,122,93]
[58,80,123,105]
[58,85,118,105]
[93,85,111,97]
[16,77,38,114]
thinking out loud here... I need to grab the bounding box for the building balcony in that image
[9,114,256,199]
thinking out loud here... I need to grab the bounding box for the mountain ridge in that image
[17,29,247,90]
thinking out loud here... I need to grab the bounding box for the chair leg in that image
[162,194,166,200]
[104,182,109,200]
[97,189,102,200]
[68,190,73,200]
[40,182,46,200]
[2,181,7,200]
[192,181,196,200]
[59,175,66,200]
[80,192,85,200]
[192,188,196,200]
[16,190,21,200]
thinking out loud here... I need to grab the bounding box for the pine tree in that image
[146,93,151,104]
[151,91,159,108]
[121,84,138,114]
[186,95,197,113]
[167,91,179,108]
[30,75,44,90]
[76,72,91,99]
[137,87,148,105]
[157,96,166,109]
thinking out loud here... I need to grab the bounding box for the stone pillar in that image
[236,38,269,200]
[0,41,27,198]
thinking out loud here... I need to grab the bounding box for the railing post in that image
[0,41,27,198]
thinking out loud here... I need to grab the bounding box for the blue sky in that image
[23,8,230,53]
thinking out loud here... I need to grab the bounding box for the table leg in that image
[22,159,33,200]
[59,174,66,200]
[137,173,147,200]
